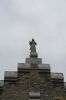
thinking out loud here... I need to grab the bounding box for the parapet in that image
[4,71,18,82]
[51,72,64,83]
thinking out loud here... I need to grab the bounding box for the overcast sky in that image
[0,0,66,81]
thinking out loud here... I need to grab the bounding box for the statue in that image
[29,39,37,52]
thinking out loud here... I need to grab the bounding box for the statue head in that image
[32,38,35,42]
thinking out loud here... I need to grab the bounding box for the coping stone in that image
[4,71,18,82]
[38,64,50,72]
[18,63,30,73]
[51,72,64,80]
[0,80,4,87]
[0,80,4,91]
[64,82,66,89]
[18,63,30,69]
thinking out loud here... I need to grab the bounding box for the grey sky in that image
[0,0,66,81]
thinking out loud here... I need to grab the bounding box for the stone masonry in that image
[0,39,66,100]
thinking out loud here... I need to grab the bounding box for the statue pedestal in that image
[30,52,38,58]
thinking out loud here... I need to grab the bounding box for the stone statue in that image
[29,39,37,52]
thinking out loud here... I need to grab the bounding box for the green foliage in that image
[54,96,64,100]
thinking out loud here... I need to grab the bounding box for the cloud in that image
[0,0,66,81]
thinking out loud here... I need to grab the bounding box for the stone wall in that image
[0,57,66,100]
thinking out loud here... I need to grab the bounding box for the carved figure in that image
[29,39,37,52]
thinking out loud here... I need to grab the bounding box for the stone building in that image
[0,39,66,100]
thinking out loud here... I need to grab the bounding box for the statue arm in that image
[35,42,37,45]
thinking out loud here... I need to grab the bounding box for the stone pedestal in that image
[26,58,42,64]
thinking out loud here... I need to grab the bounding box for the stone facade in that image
[0,39,66,100]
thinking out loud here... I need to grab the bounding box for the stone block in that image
[51,72,64,83]
[26,58,42,64]
[4,71,18,82]
[18,63,30,73]
[29,99,40,100]
[38,64,50,73]
[29,92,40,99]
